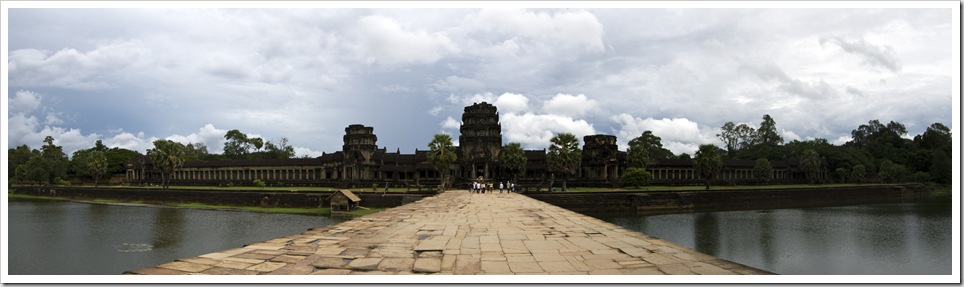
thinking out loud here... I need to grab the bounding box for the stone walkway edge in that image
[126,190,774,276]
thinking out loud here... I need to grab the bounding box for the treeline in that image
[7,129,299,187]
[714,116,951,185]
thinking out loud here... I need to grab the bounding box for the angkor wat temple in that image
[126,102,815,189]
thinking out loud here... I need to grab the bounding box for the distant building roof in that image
[335,190,361,202]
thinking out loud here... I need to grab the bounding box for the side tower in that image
[581,134,620,181]
[342,124,378,180]
[459,102,502,180]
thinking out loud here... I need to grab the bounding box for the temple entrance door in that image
[476,164,485,179]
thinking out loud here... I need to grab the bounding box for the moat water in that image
[7,198,345,275]
[587,195,953,275]
[6,195,953,275]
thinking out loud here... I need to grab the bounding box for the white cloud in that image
[463,9,605,52]
[8,39,150,89]
[164,124,229,154]
[782,130,802,142]
[9,90,42,113]
[820,35,901,72]
[293,146,324,158]
[354,15,459,65]
[542,93,599,117]
[501,112,596,149]
[611,114,717,155]
[493,93,529,114]
[104,131,154,153]
[429,106,443,116]
[440,116,461,130]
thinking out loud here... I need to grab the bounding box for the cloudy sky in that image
[3,3,958,158]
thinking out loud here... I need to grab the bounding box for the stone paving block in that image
[178,257,221,266]
[508,262,543,273]
[440,254,457,272]
[270,255,306,263]
[347,258,382,270]
[505,254,535,263]
[564,256,592,272]
[378,257,415,272]
[523,240,564,251]
[245,262,287,273]
[215,260,257,270]
[414,237,449,251]
[582,259,622,270]
[656,263,698,275]
[311,257,349,269]
[686,262,737,275]
[157,261,212,273]
[622,267,666,275]
[314,247,346,256]
[479,235,499,244]
[480,260,511,274]
[198,252,234,260]
[222,257,265,264]
[532,252,565,262]
[266,265,316,275]
[201,267,261,275]
[640,253,682,265]
[588,269,623,275]
[618,247,651,257]
[538,261,577,273]
[310,269,352,275]
[413,258,441,273]
[453,254,481,275]
[480,243,502,253]
[233,252,278,260]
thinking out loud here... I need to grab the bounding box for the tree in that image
[717,122,738,158]
[799,149,822,184]
[626,134,651,168]
[929,149,952,185]
[87,150,108,187]
[878,160,908,184]
[427,134,457,191]
[223,129,262,159]
[757,114,784,146]
[620,167,651,188]
[147,139,186,189]
[39,136,69,185]
[547,133,580,192]
[835,167,849,183]
[22,156,48,186]
[183,142,209,162]
[752,158,773,184]
[851,164,867,184]
[499,142,527,182]
[693,144,723,190]
[734,124,758,151]
[916,122,952,155]
[263,138,296,159]
[633,131,675,160]
[8,144,35,180]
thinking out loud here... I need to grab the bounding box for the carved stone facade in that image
[127,102,817,188]
[459,102,502,180]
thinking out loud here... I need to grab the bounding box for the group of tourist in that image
[469,181,515,194]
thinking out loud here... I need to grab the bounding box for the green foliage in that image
[634,131,675,160]
[800,149,822,184]
[693,144,723,190]
[499,143,527,181]
[147,139,186,189]
[835,167,849,183]
[183,142,209,162]
[547,133,581,191]
[757,114,783,146]
[39,136,69,185]
[54,177,71,186]
[851,164,867,183]
[753,159,773,184]
[929,149,952,185]
[878,160,909,183]
[626,134,651,168]
[253,179,266,189]
[87,150,108,186]
[908,171,932,183]
[427,134,457,189]
[620,167,651,188]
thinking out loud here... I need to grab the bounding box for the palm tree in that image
[147,139,185,189]
[427,134,457,191]
[693,144,723,190]
[500,142,527,182]
[547,133,580,192]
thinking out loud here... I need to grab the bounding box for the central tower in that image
[459,102,502,180]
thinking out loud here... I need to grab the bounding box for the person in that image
[499,182,504,193]
[510,182,515,193]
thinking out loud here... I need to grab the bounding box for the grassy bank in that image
[7,192,383,217]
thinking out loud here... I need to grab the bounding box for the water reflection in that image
[8,198,345,275]
[588,198,951,275]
